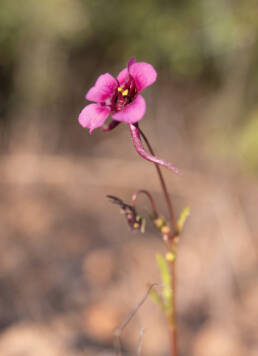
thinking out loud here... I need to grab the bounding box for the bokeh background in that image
[1,1,258,355]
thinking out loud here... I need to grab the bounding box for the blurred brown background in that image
[0,1,258,355]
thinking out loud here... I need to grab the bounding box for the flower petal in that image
[78,104,110,134]
[86,73,118,103]
[129,62,157,91]
[127,57,136,71]
[117,67,128,87]
[112,95,146,124]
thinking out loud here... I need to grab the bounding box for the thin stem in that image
[113,283,161,356]
[132,189,159,219]
[137,124,178,356]
[170,255,177,356]
[137,126,178,235]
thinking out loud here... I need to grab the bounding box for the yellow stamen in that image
[122,89,129,96]
[118,87,123,92]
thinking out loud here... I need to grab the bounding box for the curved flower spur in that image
[78,57,180,175]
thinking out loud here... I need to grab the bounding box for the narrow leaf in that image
[149,286,165,311]
[156,254,172,310]
[177,206,190,233]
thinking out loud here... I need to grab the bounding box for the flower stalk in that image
[135,123,179,356]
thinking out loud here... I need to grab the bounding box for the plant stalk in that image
[138,124,178,356]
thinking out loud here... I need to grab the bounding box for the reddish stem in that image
[170,254,177,356]
[131,189,159,219]
[137,126,178,235]
[130,123,178,356]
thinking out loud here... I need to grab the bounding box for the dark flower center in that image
[112,76,137,112]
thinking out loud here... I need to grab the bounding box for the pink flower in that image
[78,57,157,133]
